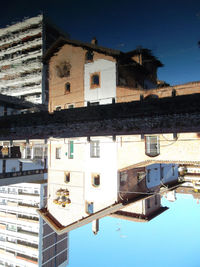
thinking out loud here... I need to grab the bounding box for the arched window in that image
[145,136,160,157]
[85,50,94,62]
[65,82,70,94]
[90,73,100,88]
[65,172,70,183]
[172,89,176,97]
[92,173,100,187]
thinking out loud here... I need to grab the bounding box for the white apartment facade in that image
[0,182,68,267]
[41,133,185,233]
[0,14,68,105]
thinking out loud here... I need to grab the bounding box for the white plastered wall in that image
[47,137,118,226]
[84,59,116,105]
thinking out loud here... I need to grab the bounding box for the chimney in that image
[91,37,98,45]
[92,219,99,235]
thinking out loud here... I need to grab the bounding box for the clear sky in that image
[69,194,200,267]
[0,0,200,85]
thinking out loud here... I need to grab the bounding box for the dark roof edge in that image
[43,37,122,63]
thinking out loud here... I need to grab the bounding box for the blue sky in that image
[69,195,200,267]
[0,0,200,85]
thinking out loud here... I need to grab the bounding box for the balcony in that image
[17,228,38,237]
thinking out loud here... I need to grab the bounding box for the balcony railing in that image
[0,168,47,179]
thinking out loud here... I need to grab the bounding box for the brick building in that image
[44,38,163,112]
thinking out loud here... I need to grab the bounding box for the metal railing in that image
[0,168,47,179]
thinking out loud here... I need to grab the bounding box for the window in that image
[55,61,71,78]
[90,140,100,158]
[55,106,61,111]
[25,146,31,159]
[172,165,175,176]
[68,141,74,159]
[90,73,100,89]
[147,169,150,183]
[155,194,158,205]
[92,173,100,187]
[68,104,74,109]
[120,171,128,186]
[161,167,164,180]
[6,224,17,232]
[145,136,160,157]
[137,171,145,182]
[85,50,94,62]
[33,146,43,160]
[90,102,99,106]
[64,172,70,183]
[147,198,150,209]
[65,82,70,94]
[86,201,94,214]
[56,147,61,159]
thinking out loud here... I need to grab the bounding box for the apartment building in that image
[44,38,163,112]
[0,14,68,105]
[0,138,68,266]
[0,182,68,267]
[0,93,45,117]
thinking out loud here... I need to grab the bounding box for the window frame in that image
[55,147,61,159]
[85,50,94,62]
[64,172,70,183]
[91,173,100,187]
[90,72,100,89]
[145,136,160,157]
[55,106,62,111]
[85,201,94,214]
[90,140,100,158]
[68,104,74,109]
[65,82,70,94]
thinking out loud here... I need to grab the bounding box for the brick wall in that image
[48,44,115,112]
[117,81,200,103]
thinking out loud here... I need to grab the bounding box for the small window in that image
[145,136,160,157]
[68,104,74,109]
[55,106,61,111]
[137,172,145,182]
[90,73,100,89]
[172,165,175,176]
[68,141,74,159]
[65,83,70,94]
[161,167,164,180]
[172,89,176,97]
[147,169,150,183]
[147,198,150,209]
[86,201,94,214]
[92,173,100,187]
[155,194,158,205]
[56,147,61,159]
[85,50,94,62]
[120,171,128,186]
[65,172,70,183]
[90,102,99,106]
[90,140,100,158]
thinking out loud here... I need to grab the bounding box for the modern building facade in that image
[0,14,68,105]
[0,182,68,267]
[0,138,68,266]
